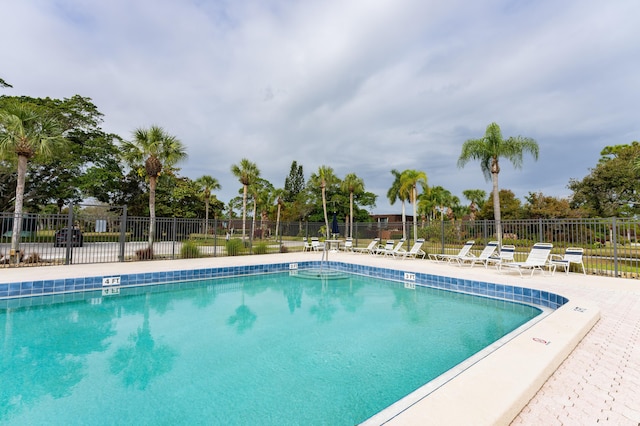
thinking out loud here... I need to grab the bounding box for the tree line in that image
[1,92,639,262]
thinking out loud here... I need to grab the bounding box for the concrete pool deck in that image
[1,252,639,425]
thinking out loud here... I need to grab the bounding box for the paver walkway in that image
[512,283,640,425]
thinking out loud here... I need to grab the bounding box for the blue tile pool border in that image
[0,261,568,310]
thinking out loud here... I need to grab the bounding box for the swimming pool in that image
[0,262,556,425]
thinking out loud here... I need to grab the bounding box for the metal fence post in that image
[118,206,127,262]
[171,217,177,259]
[612,217,618,276]
[64,204,74,265]
[537,218,542,242]
[440,220,445,254]
[213,217,218,257]
[354,222,358,247]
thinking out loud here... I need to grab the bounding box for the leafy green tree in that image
[524,192,580,219]
[387,169,409,239]
[341,173,364,238]
[0,95,117,212]
[0,161,16,211]
[77,132,126,207]
[0,99,66,262]
[122,125,187,247]
[110,169,148,216]
[155,174,205,219]
[458,122,539,246]
[195,175,221,235]
[231,158,260,239]
[400,169,428,241]
[569,142,640,217]
[477,189,523,220]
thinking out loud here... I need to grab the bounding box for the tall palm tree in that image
[231,158,260,240]
[387,169,409,240]
[458,122,539,246]
[341,173,364,238]
[122,125,187,247]
[399,169,428,242]
[0,100,66,263]
[310,166,337,239]
[0,78,12,88]
[195,175,221,237]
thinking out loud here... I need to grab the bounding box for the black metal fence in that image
[2,210,640,278]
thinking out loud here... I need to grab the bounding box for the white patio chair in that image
[311,237,325,251]
[401,239,426,260]
[549,247,586,275]
[341,238,354,252]
[485,245,516,268]
[497,243,555,277]
[428,241,475,263]
[457,241,499,268]
[373,240,395,256]
[302,237,313,252]
[352,238,380,254]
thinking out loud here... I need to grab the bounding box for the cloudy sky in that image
[2,0,639,213]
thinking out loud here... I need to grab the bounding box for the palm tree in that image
[458,122,539,246]
[427,185,458,220]
[341,173,364,238]
[0,100,66,263]
[387,169,409,240]
[195,175,221,237]
[310,166,337,239]
[273,188,285,239]
[399,169,428,242]
[250,178,274,239]
[462,189,487,221]
[122,125,187,247]
[0,78,12,88]
[231,158,260,240]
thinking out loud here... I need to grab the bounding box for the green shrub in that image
[226,238,244,256]
[181,240,201,259]
[253,242,268,254]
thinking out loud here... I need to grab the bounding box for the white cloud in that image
[2,0,639,212]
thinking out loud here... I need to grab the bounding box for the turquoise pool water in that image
[0,271,540,425]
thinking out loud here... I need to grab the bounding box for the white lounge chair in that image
[373,240,395,256]
[302,237,313,252]
[485,245,516,267]
[549,247,586,275]
[311,237,325,251]
[341,238,354,252]
[457,241,499,268]
[428,241,475,263]
[497,243,555,277]
[352,238,380,254]
[401,239,426,260]
[380,239,406,258]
